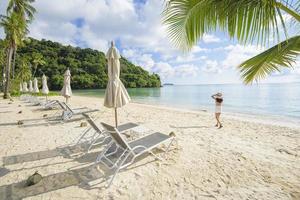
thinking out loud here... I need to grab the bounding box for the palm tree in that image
[0,13,27,98]
[7,0,36,21]
[162,0,300,83]
[32,52,46,77]
[7,0,36,78]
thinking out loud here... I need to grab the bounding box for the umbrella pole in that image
[114,107,118,127]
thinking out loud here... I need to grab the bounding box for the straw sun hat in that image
[216,93,223,98]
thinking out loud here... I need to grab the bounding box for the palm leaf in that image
[239,35,300,84]
[162,0,288,51]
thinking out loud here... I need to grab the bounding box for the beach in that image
[0,95,299,200]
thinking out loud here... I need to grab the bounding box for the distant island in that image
[0,38,161,92]
[163,83,174,86]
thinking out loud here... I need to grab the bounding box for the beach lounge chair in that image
[78,113,139,152]
[41,100,61,109]
[95,122,175,187]
[60,102,99,121]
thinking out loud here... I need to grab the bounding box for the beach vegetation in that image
[0,38,161,93]
[0,0,35,98]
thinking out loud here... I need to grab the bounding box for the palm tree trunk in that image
[12,46,17,79]
[2,62,6,93]
[4,47,13,99]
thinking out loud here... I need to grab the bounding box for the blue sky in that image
[0,0,299,84]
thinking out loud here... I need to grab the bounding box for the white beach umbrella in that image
[19,82,23,92]
[33,78,39,93]
[23,82,29,92]
[60,69,72,103]
[28,80,33,93]
[42,74,49,101]
[104,41,131,127]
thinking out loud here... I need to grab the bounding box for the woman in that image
[211,93,223,128]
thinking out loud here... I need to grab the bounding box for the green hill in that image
[3,38,161,90]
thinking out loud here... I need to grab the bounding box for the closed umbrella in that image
[104,41,131,127]
[33,78,39,93]
[42,74,49,101]
[23,82,29,92]
[19,82,23,93]
[60,69,72,104]
[28,80,33,93]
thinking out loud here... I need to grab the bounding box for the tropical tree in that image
[162,0,300,83]
[7,0,36,78]
[31,52,46,77]
[16,56,31,81]
[0,13,27,98]
[7,0,36,21]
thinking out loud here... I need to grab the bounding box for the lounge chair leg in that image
[96,140,114,164]
[76,127,92,145]
[148,150,163,161]
[163,138,175,158]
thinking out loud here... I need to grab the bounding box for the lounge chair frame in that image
[79,113,139,152]
[96,122,174,187]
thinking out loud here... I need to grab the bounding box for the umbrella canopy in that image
[19,82,23,92]
[104,41,131,126]
[28,80,33,92]
[23,82,29,92]
[42,74,49,95]
[60,69,72,103]
[33,78,39,93]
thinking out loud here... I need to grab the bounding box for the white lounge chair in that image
[95,122,175,187]
[60,102,99,121]
[78,113,139,152]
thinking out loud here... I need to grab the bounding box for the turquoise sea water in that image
[73,82,300,119]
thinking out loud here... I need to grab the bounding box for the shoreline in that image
[74,94,300,129]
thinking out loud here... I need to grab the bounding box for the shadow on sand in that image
[0,116,85,128]
[0,141,158,200]
[170,125,209,129]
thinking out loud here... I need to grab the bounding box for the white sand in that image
[0,95,299,200]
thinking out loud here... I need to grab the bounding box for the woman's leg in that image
[215,113,219,126]
[216,113,222,128]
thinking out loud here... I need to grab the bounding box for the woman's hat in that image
[216,93,223,98]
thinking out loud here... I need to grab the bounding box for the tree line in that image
[0,37,161,93]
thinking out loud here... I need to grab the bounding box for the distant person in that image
[211,93,223,128]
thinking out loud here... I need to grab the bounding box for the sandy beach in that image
[0,95,299,200]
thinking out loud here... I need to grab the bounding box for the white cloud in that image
[122,48,155,71]
[191,46,209,53]
[221,44,263,69]
[174,54,206,63]
[202,34,221,43]
[174,64,200,77]
[153,62,174,79]
[202,60,222,74]
[153,62,201,81]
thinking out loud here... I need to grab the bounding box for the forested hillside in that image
[1,38,161,90]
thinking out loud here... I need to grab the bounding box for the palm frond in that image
[239,35,300,84]
[162,0,289,51]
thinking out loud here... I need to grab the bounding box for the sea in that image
[73,82,300,122]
